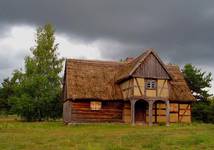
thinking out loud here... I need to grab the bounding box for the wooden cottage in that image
[62,49,195,125]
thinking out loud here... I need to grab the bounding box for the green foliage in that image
[9,24,64,121]
[182,64,214,123]
[182,64,212,100]
[192,101,214,123]
[0,77,17,114]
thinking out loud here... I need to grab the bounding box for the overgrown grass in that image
[0,116,214,150]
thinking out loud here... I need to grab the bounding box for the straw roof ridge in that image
[67,58,126,65]
[166,64,195,101]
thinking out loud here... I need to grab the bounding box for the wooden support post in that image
[131,100,137,125]
[148,100,154,126]
[166,100,170,126]
[155,102,157,123]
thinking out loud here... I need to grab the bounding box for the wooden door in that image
[135,101,147,124]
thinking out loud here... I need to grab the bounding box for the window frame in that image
[145,79,157,90]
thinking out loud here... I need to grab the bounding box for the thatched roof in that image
[65,59,124,100]
[167,65,195,101]
[64,49,195,101]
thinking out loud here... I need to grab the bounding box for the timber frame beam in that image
[148,100,154,126]
[130,99,137,125]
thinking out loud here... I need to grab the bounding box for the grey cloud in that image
[0,0,214,65]
[0,48,26,70]
[0,50,26,83]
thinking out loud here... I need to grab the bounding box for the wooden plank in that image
[123,102,131,123]
[133,53,170,79]
[71,101,124,123]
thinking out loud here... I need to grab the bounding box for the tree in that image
[0,74,20,114]
[0,78,13,113]
[182,64,212,101]
[9,24,64,121]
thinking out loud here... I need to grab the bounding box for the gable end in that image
[133,53,170,79]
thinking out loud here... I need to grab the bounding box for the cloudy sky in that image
[0,0,214,94]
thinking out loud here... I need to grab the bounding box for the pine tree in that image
[182,64,212,101]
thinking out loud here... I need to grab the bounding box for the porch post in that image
[166,100,170,126]
[131,100,137,125]
[148,100,154,126]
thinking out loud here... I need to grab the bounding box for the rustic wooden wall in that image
[70,100,124,123]
[123,101,131,123]
[155,102,191,123]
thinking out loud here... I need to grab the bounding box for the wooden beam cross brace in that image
[179,104,189,122]
[134,78,143,96]
[158,80,167,97]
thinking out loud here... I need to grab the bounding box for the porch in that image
[130,99,170,126]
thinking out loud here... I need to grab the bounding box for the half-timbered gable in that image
[63,49,195,125]
[117,50,172,100]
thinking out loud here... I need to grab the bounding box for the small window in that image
[146,80,156,89]
[90,101,102,110]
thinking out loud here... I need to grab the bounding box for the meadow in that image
[0,116,214,150]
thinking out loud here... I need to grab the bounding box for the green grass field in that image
[0,116,214,150]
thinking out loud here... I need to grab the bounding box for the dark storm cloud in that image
[1,0,214,65]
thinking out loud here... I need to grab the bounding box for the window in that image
[146,80,156,89]
[90,101,102,110]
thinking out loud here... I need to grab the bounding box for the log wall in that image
[64,100,191,124]
[70,100,124,123]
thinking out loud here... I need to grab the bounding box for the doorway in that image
[135,100,148,124]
